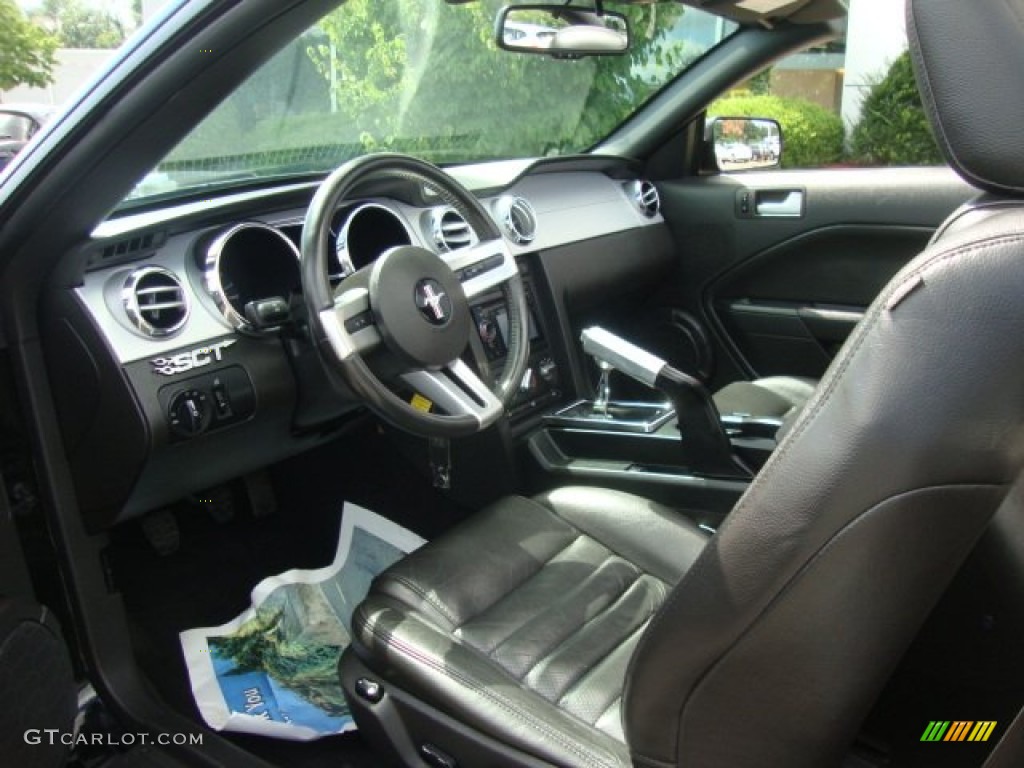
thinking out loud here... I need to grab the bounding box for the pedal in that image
[140,509,180,556]
[243,470,277,519]
[191,484,235,523]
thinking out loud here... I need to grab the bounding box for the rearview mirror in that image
[496,5,630,57]
[707,117,783,171]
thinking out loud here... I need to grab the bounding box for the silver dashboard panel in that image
[80,171,663,365]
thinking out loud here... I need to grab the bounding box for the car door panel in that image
[712,224,930,376]
[655,167,975,385]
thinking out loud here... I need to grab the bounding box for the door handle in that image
[755,189,804,217]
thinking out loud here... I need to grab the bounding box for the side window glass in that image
[709,6,943,170]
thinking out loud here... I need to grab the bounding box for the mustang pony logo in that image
[150,340,236,376]
[414,278,452,326]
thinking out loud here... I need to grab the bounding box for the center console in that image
[526,326,780,522]
[469,262,563,420]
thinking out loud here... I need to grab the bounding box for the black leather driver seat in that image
[341,2,1024,766]
[346,488,706,767]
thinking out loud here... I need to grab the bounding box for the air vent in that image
[494,196,537,246]
[428,207,474,252]
[121,266,189,337]
[629,180,661,218]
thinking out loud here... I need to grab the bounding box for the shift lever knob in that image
[580,326,668,387]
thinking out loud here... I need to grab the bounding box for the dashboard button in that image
[211,378,233,419]
[344,311,374,334]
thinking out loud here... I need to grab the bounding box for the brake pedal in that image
[191,484,235,523]
[140,509,180,556]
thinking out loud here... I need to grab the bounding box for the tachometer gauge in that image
[203,222,301,334]
[333,203,413,277]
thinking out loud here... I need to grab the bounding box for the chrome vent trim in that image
[121,266,189,338]
[628,180,660,218]
[427,207,474,252]
[494,196,537,245]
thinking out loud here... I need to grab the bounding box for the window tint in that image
[709,2,943,170]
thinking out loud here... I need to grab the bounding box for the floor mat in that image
[108,420,471,768]
[180,502,424,739]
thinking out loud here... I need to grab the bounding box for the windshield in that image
[125,0,735,204]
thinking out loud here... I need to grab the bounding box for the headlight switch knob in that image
[168,389,212,438]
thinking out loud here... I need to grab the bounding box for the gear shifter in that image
[592,359,613,416]
[580,326,751,479]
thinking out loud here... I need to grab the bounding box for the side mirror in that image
[706,117,783,171]
[496,4,630,58]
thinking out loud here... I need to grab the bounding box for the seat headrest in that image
[907,0,1024,195]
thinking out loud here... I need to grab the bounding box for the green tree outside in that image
[304,0,689,160]
[161,0,699,173]
[0,0,58,92]
[33,0,127,50]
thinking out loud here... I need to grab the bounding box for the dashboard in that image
[43,157,674,529]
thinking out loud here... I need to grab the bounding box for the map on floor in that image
[180,502,426,740]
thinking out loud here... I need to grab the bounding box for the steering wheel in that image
[302,153,529,438]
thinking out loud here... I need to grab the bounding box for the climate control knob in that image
[168,389,212,438]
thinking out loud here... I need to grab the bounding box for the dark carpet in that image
[107,418,470,768]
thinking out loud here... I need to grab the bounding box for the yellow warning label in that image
[410,394,433,413]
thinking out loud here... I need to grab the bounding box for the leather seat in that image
[341,2,1024,766]
[712,375,817,421]
[347,488,707,767]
